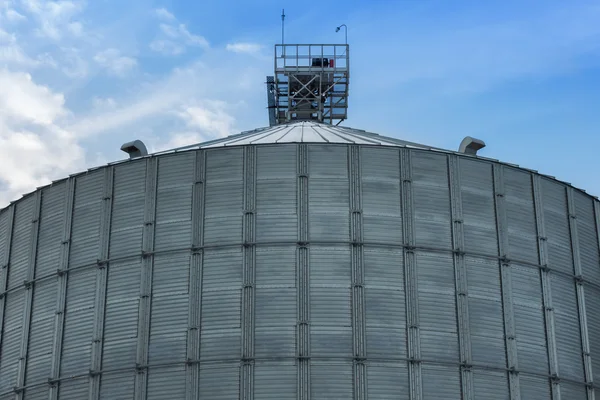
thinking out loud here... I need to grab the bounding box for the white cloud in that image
[94,48,137,77]
[92,96,117,110]
[0,69,84,207]
[22,0,84,40]
[67,21,83,36]
[149,39,184,56]
[154,7,175,22]
[0,27,16,43]
[150,11,208,55]
[177,100,236,138]
[226,42,263,54]
[5,8,26,22]
[154,131,205,152]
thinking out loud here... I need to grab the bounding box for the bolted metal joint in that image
[135,363,148,372]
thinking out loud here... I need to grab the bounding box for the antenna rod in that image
[281,9,285,45]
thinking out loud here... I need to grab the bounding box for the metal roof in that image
[1,121,597,210]
[157,121,438,153]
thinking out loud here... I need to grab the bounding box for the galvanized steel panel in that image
[256,180,297,241]
[459,158,498,255]
[310,287,352,355]
[308,145,348,178]
[99,372,135,400]
[254,248,296,357]
[109,161,146,258]
[255,247,296,288]
[472,370,508,399]
[411,152,452,249]
[8,196,34,289]
[541,178,574,274]
[154,154,194,252]
[256,145,296,178]
[574,191,600,284]
[152,253,189,296]
[367,363,409,399]
[311,361,353,400]
[69,172,104,268]
[503,168,539,264]
[103,260,139,369]
[550,272,585,380]
[254,362,296,399]
[26,317,54,384]
[308,179,349,241]
[255,288,296,327]
[36,183,67,278]
[256,146,297,242]
[421,364,461,398]
[0,208,9,265]
[361,148,402,244]
[200,329,241,360]
[26,278,57,384]
[310,246,350,286]
[559,381,588,399]
[519,374,551,400]
[586,284,600,385]
[148,295,189,363]
[147,366,186,400]
[0,291,24,392]
[201,289,241,329]
[511,265,548,374]
[466,257,506,368]
[23,385,48,400]
[203,249,242,290]
[58,377,89,400]
[203,153,243,246]
[417,253,458,363]
[198,364,239,400]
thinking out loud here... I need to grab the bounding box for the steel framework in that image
[270,44,349,125]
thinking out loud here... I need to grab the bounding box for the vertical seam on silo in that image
[186,151,205,400]
[135,157,157,400]
[0,205,15,382]
[350,146,366,400]
[89,166,114,399]
[297,144,310,400]
[400,148,422,400]
[532,174,561,400]
[241,146,256,400]
[566,187,595,399]
[448,155,474,400]
[15,190,42,398]
[49,178,75,400]
[492,164,521,399]
[593,199,600,396]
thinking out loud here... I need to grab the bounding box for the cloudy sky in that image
[1,0,599,207]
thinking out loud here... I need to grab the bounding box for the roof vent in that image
[120,140,148,159]
[458,136,486,155]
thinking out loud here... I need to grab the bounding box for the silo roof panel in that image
[198,121,432,149]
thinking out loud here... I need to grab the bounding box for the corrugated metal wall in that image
[0,144,598,399]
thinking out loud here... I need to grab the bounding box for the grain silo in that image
[0,43,599,400]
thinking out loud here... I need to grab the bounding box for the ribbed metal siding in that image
[0,143,597,399]
[27,182,66,394]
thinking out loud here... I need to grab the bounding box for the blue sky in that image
[1,0,599,206]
